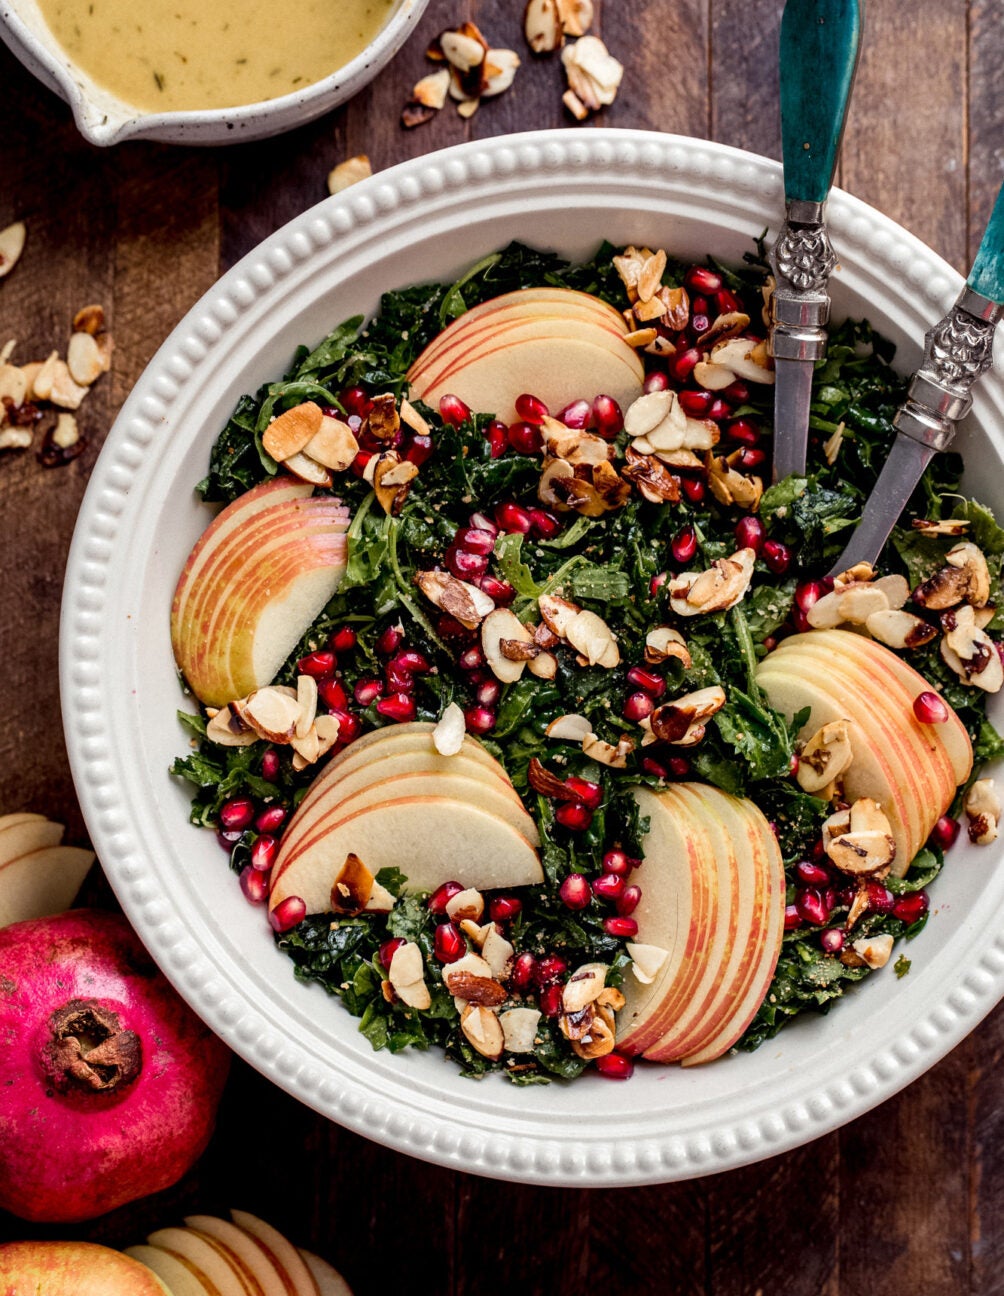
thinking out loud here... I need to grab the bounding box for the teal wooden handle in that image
[780,0,862,206]
[968,181,1004,305]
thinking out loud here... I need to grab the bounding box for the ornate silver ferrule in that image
[893,289,1003,453]
[768,201,838,362]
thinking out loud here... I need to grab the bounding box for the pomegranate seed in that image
[318,678,348,711]
[592,873,625,902]
[684,266,723,294]
[376,625,403,656]
[564,776,603,809]
[893,891,930,924]
[476,679,501,709]
[434,922,466,963]
[539,983,564,1017]
[468,511,498,538]
[913,691,949,725]
[351,678,380,707]
[439,393,472,426]
[385,663,415,693]
[707,397,732,421]
[592,394,624,437]
[219,797,255,831]
[795,580,824,612]
[626,666,665,697]
[681,476,706,504]
[722,378,750,404]
[690,297,708,316]
[515,392,549,424]
[617,885,642,917]
[763,539,793,575]
[325,628,355,656]
[678,389,714,416]
[529,507,562,540]
[734,515,766,553]
[792,607,813,633]
[650,571,668,596]
[250,834,279,873]
[668,757,691,777]
[602,850,632,876]
[239,865,269,904]
[269,896,306,933]
[330,709,361,743]
[671,524,698,565]
[340,386,372,417]
[394,649,432,675]
[644,370,670,394]
[864,882,895,914]
[824,887,837,913]
[784,904,802,931]
[405,434,434,467]
[495,501,534,535]
[624,691,654,722]
[604,916,638,938]
[459,645,486,671]
[692,313,712,336]
[378,937,407,970]
[594,1052,634,1079]
[511,951,537,990]
[376,693,416,722]
[740,447,767,470]
[507,420,543,455]
[559,398,591,429]
[261,748,280,782]
[464,705,496,734]
[795,860,831,887]
[428,880,464,913]
[727,418,759,446]
[456,526,497,557]
[297,649,336,679]
[254,805,286,834]
[795,889,828,926]
[930,815,961,850]
[642,757,669,779]
[559,873,592,910]
[478,574,516,604]
[716,288,742,315]
[555,802,593,831]
[446,546,489,580]
[536,954,568,986]
[490,895,522,922]
[820,928,845,954]
[485,419,508,458]
[669,347,701,382]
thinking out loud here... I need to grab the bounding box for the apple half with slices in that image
[616,782,786,1065]
[269,725,542,917]
[0,1242,171,1296]
[757,628,972,875]
[407,287,645,425]
[171,478,350,707]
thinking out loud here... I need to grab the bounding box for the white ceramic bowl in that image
[61,129,1004,1186]
[0,0,427,145]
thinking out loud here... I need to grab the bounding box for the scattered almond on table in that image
[327,153,372,195]
[0,221,26,278]
[402,20,521,126]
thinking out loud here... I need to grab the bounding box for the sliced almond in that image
[205,705,257,747]
[47,360,90,410]
[364,880,395,913]
[481,924,515,980]
[483,48,520,96]
[538,593,581,638]
[561,962,608,1013]
[582,732,633,767]
[965,777,1001,846]
[565,609,619,667]
[30,351,61,401]
[710,336,775,384]
[238,685,302,742]
[624,388,677,438]
[432,701,466,756]
[557,0,593,34]
[416,569,495,628]
[0,362,27,407]
[912,518,970,537]
[295,674,318,738]
[669,548,755,616]
[411,68,451,111]
[865,608,938,650]
[562,88,590,121]
[290,725,321,766]
[388,941,426,987]
[546,712,593,742]
[0,222,26,278]
[284,451,333,488]
[373,455,419,515]
[941,604,1004,692]
[539,456,576,507]
[399,399,432,438]
[626,942,668,985]
[524,0,563,52]
[945,541,992,607]
[649,685,726,744]
[696,311,750,347]
[500,1007,541,1053]
[644,626,692,668]
[561,35,623,109]
[527,650,558,679]
[0,428,32,450]
[314,712,341,758]
[66,331,104,386]
[460,1004,505,1060]
[326,154,372,196]
[303,415,359,472]
[445,887,485,922]
[851,933,894,970]
[796,720,853,794]
[73,304,105,335]
[637,249,667,304]
[262,401,324,462]
[441,29,487,71]
[482,607,534,682]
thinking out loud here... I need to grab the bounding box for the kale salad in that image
[171,240,1004,1083]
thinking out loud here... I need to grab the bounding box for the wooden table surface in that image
[2,1,1003,1291]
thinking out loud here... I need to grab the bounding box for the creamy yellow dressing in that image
[38,0,396,111]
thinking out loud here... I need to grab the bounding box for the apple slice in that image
[0,811,47,830]
[230,1213,319,1296]
[185,1218,292,1296]
[0,845,95,927]
[147,1229,261,1296]
[298,1251,352,1296]
[409,334,644,428]
[172,493,350,706]
[269,796,543,914]
[125,1245,216,1296]
[0,816,63,865]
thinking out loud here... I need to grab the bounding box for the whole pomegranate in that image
[0,909,230,1222]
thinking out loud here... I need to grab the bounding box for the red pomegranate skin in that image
[0,909,230,1222]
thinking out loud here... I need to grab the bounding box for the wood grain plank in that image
[838,0,968,271]
[968,0,1004,267]
[604,0,709,138]
[967,1003,1004,1294]
[588,1183,708,1294]
[709,0,782,159]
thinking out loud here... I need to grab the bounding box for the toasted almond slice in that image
[482,607,533,682]
[481,924,515,979]
[262,401,324,461]
[442,28,487,70]
[373,455,418,515]
[851,933,894,970]
[445,887,485,922]
[433,701,466,756]
[416,569,495,627]
[73,304,105,334]
[871,573,910,609]
[291,725,321,765]
[400,398,432,437]
[710,336,775,384]
[0,363,27,407]
[389,940,426,987]
[524,0,563,51]
[557,0,592,33]
[240,685,302,742]
[796,720,853,794]
[538,593,580,637]
[483,48,520,96]
[444,952,494,987]
[284,450,334,488]
[67,331,104,386]
[402,102,437,129]
[623,326,660,348]
[460,1004,505,1059]
[500,1007,541,1053]
[913,517,971,537]
[649,685,727,744]
[0,427,32,450]
[865,608,938,650]
[303,415,358,472]
[582,732,633,767]
[47,360,90,410]
[837,585,890,624]
[645,626,692,667]
[0,222,25,278]
[539,456,576,507]
[626,942,668,985]
[412,68,451,110]
[314,712,340,758]
[565,609,619,667]
[327,154,372,196]
[456,98,480,119]
[562,87,589,120]
[295,674,318,738]
[562,962,608,1013]
[527,650,558,679]
[624,388,676,438]
[31,351,60,401]
[965,777,1001,845]
[637,249,667,304]
[546,712,593,741]
[205,704,256,747]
